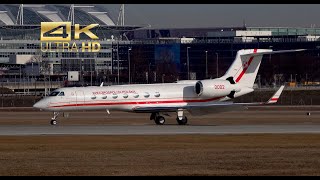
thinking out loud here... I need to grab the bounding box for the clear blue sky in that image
[102,4,320,28]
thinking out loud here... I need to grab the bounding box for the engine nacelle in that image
[194,79,241,98]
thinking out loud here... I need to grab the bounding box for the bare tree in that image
[31,50,51,96]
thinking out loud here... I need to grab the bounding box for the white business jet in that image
[33,48,303,125]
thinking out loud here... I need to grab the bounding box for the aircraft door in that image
[75,91,85,107]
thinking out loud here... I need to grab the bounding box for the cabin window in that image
[154,92,160,97]
[144,92,150,98]
[133,94,139,98]
[112,94,118,99]
[49,91,60,96]
[123,94,128,98]
[91,96,96,99]
[102,96,107,99]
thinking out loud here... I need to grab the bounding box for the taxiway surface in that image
[1,125,320,135]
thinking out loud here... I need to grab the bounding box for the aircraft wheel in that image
[177,116,188,125]
[150,112,157,120]
[50,120,57,125]
[155,116,165,125]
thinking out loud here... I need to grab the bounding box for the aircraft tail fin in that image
[220,49,305,89]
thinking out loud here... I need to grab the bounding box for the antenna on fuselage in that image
[100,82,104,87]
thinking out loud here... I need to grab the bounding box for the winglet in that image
[100,82,104,87]
[266,85,285,104]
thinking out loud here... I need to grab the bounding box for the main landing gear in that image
[150,109,188,125]
[176,116,188,125]
[50,112,60,125]
[176,109,188,125]
[150,112,166,125]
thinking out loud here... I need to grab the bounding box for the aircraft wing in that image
[132,106,182,113]
[132,102,245,114]
[186,103,245,116]
[188,85,284,115]
[235,85,285,105]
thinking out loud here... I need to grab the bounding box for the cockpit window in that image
[58,92,65,96]
[49,91,60,96]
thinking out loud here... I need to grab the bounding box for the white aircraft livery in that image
[33,49,303,125]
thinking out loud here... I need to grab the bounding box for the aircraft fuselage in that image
[34,82,232,112]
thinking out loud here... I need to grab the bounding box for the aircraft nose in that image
[33,100,47,109]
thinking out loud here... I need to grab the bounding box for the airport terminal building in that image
[0,4,320,91]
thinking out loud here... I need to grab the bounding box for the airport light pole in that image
[187,47,191,80]
[269,46,273,62]
[257,74,261,88]
[18,64,21,91]
[128,47,131,84]
[1,80,3,108]
[31,62,34,80]
[205,50,208,78]
[306,73,308,85]
[79,59,82,86]
[215,52,219,78]
[148,62,151,84]
[117,41,120,85]
[269,46,275,86]
[90,59,93,86]
[32,62,35,95]
[48,64,51,94]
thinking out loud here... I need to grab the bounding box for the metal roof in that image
[0,4,116,26]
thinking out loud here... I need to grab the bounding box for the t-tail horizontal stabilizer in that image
[241,49,306,57]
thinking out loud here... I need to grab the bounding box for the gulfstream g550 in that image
[33,49,303,125]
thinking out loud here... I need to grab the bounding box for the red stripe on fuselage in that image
[270,98,279,101]
[49,96,224,108]
[235,49,257,83]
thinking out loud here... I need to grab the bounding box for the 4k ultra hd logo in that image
[40,22,101,52]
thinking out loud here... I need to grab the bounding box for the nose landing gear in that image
[50,112,60,125]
